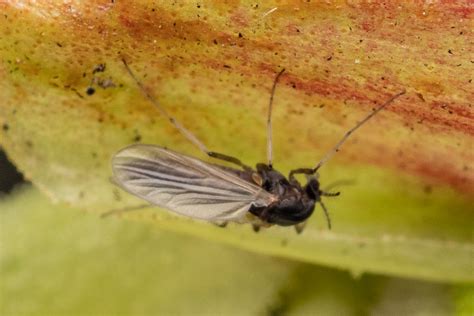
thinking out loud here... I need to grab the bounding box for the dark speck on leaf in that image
[423,185,432,194]
[448,49,453,54]
[2,123,9,131]
[416,93,425,102]
[86,87,95,95]
[238,32,243,38]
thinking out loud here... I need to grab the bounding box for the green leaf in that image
[0,186,294,315]
[0,186,465,315]
[0,2,472,283]
[453,285,474,316]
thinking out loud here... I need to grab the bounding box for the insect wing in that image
[112,144,276,222]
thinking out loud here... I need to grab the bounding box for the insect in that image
[111,59,405,233]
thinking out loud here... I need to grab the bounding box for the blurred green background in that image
[0,153,472,315]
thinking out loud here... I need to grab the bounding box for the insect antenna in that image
[266,68,286,168]
[321,191,340,197]
[312,90,406,172]
[121,59,251,170]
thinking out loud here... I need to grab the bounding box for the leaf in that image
[0,186,464,315]
[0,186,295,315]
[453,285,474,316]
[0,2,472,282]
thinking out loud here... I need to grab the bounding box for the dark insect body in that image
[110,59,405,233]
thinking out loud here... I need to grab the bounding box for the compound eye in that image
[263,180,272,191]
[309,178,320,191]
[305,178,320,199]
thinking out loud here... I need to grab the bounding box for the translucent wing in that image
[112,144,277,222]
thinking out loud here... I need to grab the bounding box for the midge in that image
[111,59,405,233]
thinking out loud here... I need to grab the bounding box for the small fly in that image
[110,59,405,233]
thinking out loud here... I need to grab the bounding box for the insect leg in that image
[100,203,151,218]
[252,223,261,232]
[266,68,286,168]
[207,151,252,171]
[294,221,307,234]
[214,221,228,228]
[121,58,252,170]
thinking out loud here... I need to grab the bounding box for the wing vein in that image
[112,144,276,222]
